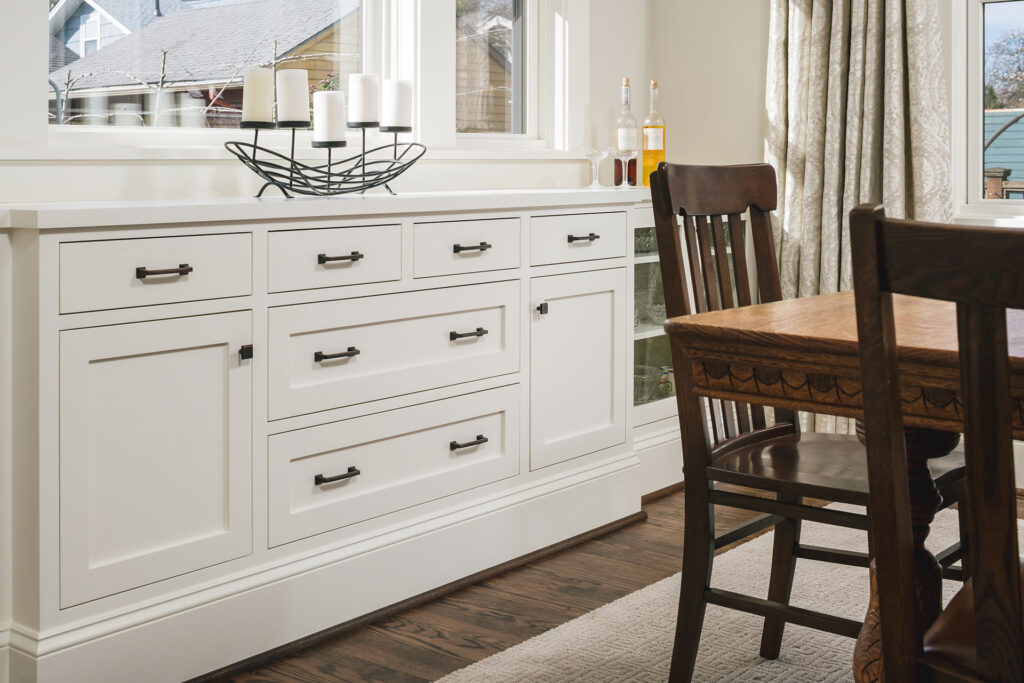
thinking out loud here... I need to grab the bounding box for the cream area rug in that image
[438,507,1024,682]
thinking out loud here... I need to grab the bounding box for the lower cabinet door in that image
[268,385,519,547]
[59,312,253,607]
[530,269,627,469]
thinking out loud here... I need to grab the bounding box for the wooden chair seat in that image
[710,433,965,506]
[921,558,1024,679]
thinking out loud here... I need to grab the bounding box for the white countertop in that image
[1,187,651,230]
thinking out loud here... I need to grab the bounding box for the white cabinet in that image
[268,281,520,420]
[414,218,521,277]
[268,385,519,546]
[59,233,252,313]
[267,224,401,293]
[59,312,253,607]
[530,212,628,266]
[530,268,627,469]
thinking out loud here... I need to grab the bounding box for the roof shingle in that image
[50,0,358,90]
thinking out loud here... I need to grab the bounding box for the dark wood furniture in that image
[649,163,967,682]
[851,205,1024,682]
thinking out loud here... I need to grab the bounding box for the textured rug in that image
[438,507,1024,682]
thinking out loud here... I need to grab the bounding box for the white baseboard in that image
[634,420,682,497]
[14,459,641,683]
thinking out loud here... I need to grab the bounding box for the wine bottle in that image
[642,80,665,187]
[614,77,638,187]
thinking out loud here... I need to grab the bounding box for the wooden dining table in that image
[664,289,1024,682]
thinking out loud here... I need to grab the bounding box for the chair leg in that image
[956,488,969,580]
[668,489,715,683]
[759,493,802,659]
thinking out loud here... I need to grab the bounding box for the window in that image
[47,0,363,128]
[455,0,524,134]
[982,1,1024,200]
[31,0,589,153]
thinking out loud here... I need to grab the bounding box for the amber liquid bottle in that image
[642,80,665,187]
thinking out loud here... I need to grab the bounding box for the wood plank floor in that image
[217,490,1024,683]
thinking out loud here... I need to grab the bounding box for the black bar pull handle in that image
[314,466,360,485]
[449,327,488,341]
[318,251,364,264]
[453,242,492,254]
[314,347,360,362]
[450,435,488,451]
[136,263,193,279]
[239,344,253,360]
[536,302,549,315]
[567,233,600,243]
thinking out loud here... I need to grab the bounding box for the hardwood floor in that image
[215,490,1024,683]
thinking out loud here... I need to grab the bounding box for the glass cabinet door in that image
[633,222,677,426]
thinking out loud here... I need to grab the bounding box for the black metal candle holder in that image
[225,123,425,198]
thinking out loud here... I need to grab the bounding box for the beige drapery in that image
[765,0,953,433]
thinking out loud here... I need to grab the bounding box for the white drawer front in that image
[414,218,520,278]
[530,212,628,266]
[268,385,519,546]
[268,224,401,293]
[268,281,520,420]
[60,233,251,313]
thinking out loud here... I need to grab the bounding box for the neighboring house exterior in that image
[48,0,360,127]
[984,108,1024,198]
[455,14,515,133]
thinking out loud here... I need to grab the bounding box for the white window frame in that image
[1,0,588,160]
[954,0,1024,222]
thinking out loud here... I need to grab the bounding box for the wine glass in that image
[613,149,638,188]
[581,148,608,188]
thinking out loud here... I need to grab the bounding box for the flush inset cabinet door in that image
[530,269,627,470]
[59,312,253,607]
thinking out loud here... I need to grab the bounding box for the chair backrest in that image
[649,162,796,454]
[851,204,1024,682]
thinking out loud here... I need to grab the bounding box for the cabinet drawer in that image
[530,212,627,266]
[268,224,401,293]
[268,281,520,420]
[414,218,520,277]
[60,233,251,313]
[268,385,519,546]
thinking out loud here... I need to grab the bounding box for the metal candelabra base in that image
[224,127,425,198]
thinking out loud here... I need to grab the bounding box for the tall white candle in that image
[381,79,413,130]
[276,69,310,125]
[347,73,379,125]
[241,67,274,123]
[313,91,347,143]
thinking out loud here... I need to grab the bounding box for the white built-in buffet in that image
[0,188,683,682]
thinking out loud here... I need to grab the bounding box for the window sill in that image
[0,129,585,163]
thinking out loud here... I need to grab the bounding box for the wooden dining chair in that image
[851,205,1023,682]
[649,163,969,682]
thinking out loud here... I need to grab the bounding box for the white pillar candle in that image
[241,67,274,123]
[347,73,379,125]
[381,79,413,130]
[313,91,347,143]
[276,69,310,125]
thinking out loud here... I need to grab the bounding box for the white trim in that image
[82,0,132,38]
[12,452,639,661]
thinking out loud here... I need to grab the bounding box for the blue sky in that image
[986,1,1024,49]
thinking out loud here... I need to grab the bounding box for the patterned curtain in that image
[764,0,953,433]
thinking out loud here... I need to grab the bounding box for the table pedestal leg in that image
[853,427,960,683]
